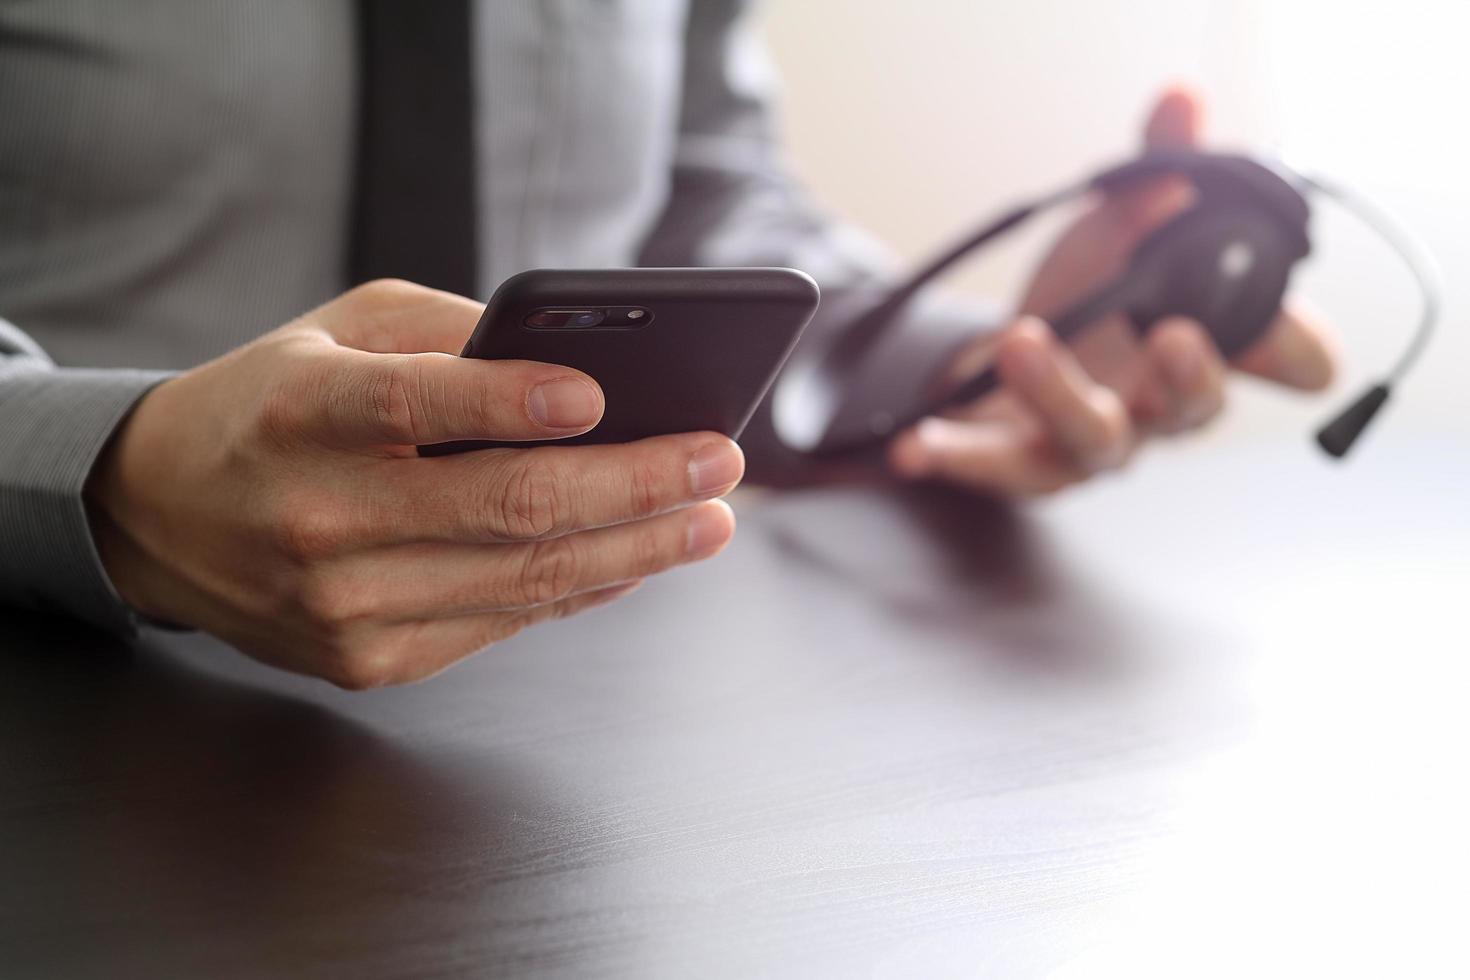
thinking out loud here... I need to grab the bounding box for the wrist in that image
[83,379,185,625]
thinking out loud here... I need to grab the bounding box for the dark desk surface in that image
[3,438,1467,978]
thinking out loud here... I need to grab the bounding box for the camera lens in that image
[526,309,606,328]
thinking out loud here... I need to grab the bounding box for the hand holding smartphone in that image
[419,267,819,456]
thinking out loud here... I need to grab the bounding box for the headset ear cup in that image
[1120,205,1306,358]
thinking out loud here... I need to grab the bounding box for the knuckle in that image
[363,357,423,444]
[255,375,315,446]
[496,457,571,539]
[465,375,509,431]
[479,612,523,646]
[631,524,676,578]
[255,388,294,443]
[296,572,370,627]
[270,500,347,561]
[516,539,582,607]
[485,613,530,647]
[347,278,421,307]
[624,459,669,517]
[327,645,402,691]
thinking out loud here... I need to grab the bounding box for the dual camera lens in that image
[525,309,604,328]
[524,307,650,329]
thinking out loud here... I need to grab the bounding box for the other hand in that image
[86,280,743,688]
[889,87,1338,496]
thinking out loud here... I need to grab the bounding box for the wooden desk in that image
[3,439,1467,978]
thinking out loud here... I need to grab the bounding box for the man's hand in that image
[86,280,744,688]
[888,87,1339,496]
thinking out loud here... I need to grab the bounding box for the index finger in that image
[320,279,484,354]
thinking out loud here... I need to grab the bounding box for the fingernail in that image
[685,502,733,559]
[528,378,601,428]
[687,442,744,497]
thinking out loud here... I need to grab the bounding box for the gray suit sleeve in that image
[0,316,171,634]
[638,0,998,484]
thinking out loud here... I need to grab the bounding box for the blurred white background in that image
[757,7,1469,971]
[758,0,1468,451]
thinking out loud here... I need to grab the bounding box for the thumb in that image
[1143,85,1205,151]
[1107,85,1206,233]
[299,349,605,449]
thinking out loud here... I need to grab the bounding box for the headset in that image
[771,150,1441,460]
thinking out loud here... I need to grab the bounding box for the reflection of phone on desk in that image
[419,268,820,456]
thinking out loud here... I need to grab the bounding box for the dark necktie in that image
[350,1,478,297]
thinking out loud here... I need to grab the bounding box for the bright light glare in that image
[1261,0,1470,186]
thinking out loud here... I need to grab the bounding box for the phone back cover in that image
[421,268,819,454]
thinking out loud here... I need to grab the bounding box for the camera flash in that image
[627,309,646,319]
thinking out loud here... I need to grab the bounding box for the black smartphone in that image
[419,267,820,455]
